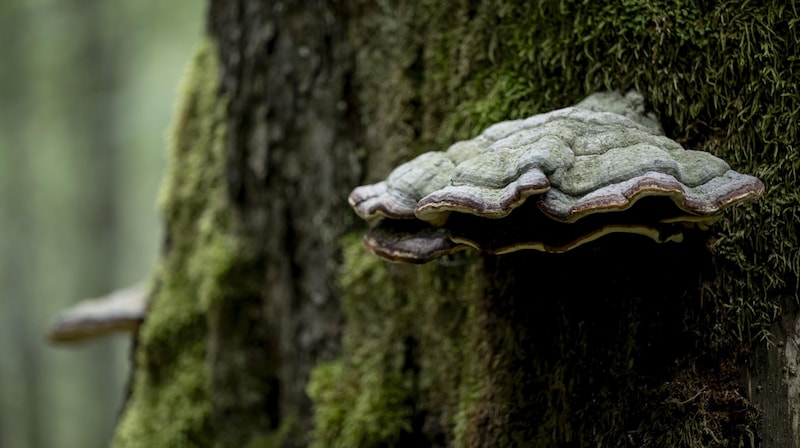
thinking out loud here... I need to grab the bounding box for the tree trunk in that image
[114,1,799,447]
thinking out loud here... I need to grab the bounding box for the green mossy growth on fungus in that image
[308,235,484,447]
[113,39,263,447]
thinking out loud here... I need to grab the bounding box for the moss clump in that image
[309,360,415,447]
[308,234,484,447]
[243,416,297,448]
[114,38,265,447]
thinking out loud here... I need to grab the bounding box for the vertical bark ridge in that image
[208,0,359,441]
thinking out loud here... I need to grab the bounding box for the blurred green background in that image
[0,1,203,447]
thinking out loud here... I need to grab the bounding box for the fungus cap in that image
[349,91,765,263]
[48,283,148,344]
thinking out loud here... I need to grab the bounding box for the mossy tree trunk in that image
[114,1,799,447]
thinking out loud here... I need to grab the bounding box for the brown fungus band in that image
[349,91,765,263]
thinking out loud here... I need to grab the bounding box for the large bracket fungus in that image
[349,91,765,263]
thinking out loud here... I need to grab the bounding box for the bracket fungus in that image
[348,91,765,263]
[48,283,148,345]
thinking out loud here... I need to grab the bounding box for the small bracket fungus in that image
[348,91,765,263]
[48,283,148,345]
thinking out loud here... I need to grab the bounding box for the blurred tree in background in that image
[0,1,202,447]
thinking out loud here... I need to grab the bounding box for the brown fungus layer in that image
[350,91,765,263]
[363,222,463,264]
[365,196,703,262]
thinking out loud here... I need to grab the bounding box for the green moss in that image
[114,328,210,447]
[309,360,415,447]
[243,416,298,448]
[112,38,237,447]
[307,235,412,447]
[308,235,484,446]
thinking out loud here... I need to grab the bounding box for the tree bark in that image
[115,1,800,447]
[208,0,357,442]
